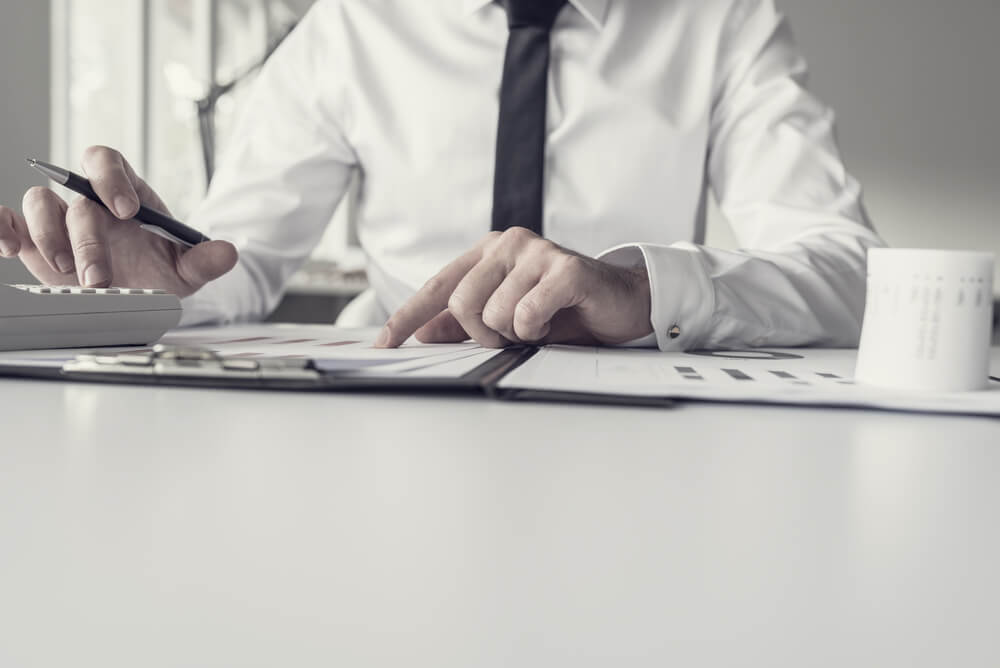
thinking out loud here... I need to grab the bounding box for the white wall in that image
[0,0,50,283]
[708,0,1000,286]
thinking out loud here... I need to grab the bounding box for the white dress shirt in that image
[182,0,885,350]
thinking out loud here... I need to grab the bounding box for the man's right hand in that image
[0,146,237,297]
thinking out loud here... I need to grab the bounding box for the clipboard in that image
[1,333,996,415]
[0,343,676,408]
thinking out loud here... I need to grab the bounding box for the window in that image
[51,0,358,266]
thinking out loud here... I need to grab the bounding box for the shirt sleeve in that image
[180,0,357,326]
[602,0,885,352]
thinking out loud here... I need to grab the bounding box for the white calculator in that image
[0,283,181,351]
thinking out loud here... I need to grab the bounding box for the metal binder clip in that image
[63,344,321,382]
[65,350,157,375]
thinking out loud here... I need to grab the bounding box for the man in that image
[0,0,884,351]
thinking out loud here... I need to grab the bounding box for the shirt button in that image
[668,325,681,340]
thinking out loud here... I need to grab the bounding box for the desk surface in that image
[1,378,998,667]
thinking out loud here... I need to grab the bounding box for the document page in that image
[0,324,505,380]
[498,346,1000,416]
[161,324,503,377]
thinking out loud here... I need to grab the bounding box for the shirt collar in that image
[462,0,609,31]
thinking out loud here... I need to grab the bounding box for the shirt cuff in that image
[598,242,716,351]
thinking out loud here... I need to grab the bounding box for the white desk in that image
[1,377,998,667]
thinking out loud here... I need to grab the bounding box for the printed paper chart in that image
[499,346,1000,416]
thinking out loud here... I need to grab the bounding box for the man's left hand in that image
[375,227,653,348]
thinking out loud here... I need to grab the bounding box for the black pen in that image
[26,158,210,248]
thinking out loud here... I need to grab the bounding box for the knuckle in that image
[447,291,471,317]
[30,230,65,251]
[71,237,105,258]
[22,186,52,211]
[501,226,534,245]
[66,196,100,218]
[553,254,584,279]
[514,297,542,327]
[480,231,503,253]
[422,273,448,296]
[514,294,554,342]
[524,238,557,262]
[536,238,559,255]
[82,144,117,165]
[481,304,507,332]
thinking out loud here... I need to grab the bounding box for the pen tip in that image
[26,158,37,167]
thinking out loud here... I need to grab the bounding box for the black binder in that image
[0,344,675,408]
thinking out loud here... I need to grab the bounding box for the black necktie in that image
[491,0,567,235]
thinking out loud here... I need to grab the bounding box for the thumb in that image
[175,240,239,292]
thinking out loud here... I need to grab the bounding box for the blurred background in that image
[1,0,998,318]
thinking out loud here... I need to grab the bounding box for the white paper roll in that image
[855,249,995,392]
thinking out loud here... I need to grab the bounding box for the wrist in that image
[628,265,654,339]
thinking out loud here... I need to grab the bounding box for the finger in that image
[481,264,545,341]
[80,145,141,219]
[121,158,172,214]
[65,197,113,287]
[22,186,75,275]
[446,257,511,348]
[174,240,239,295]
[513,258,587,342]
[0,205,22,257]
[414,310,469,343]
[377,245,484,348]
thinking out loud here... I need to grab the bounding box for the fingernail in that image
[375,327,391,348]
[0,241,16,257]
[83,264,109,287]
[114,195,137,219]
[54,252,75,274]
